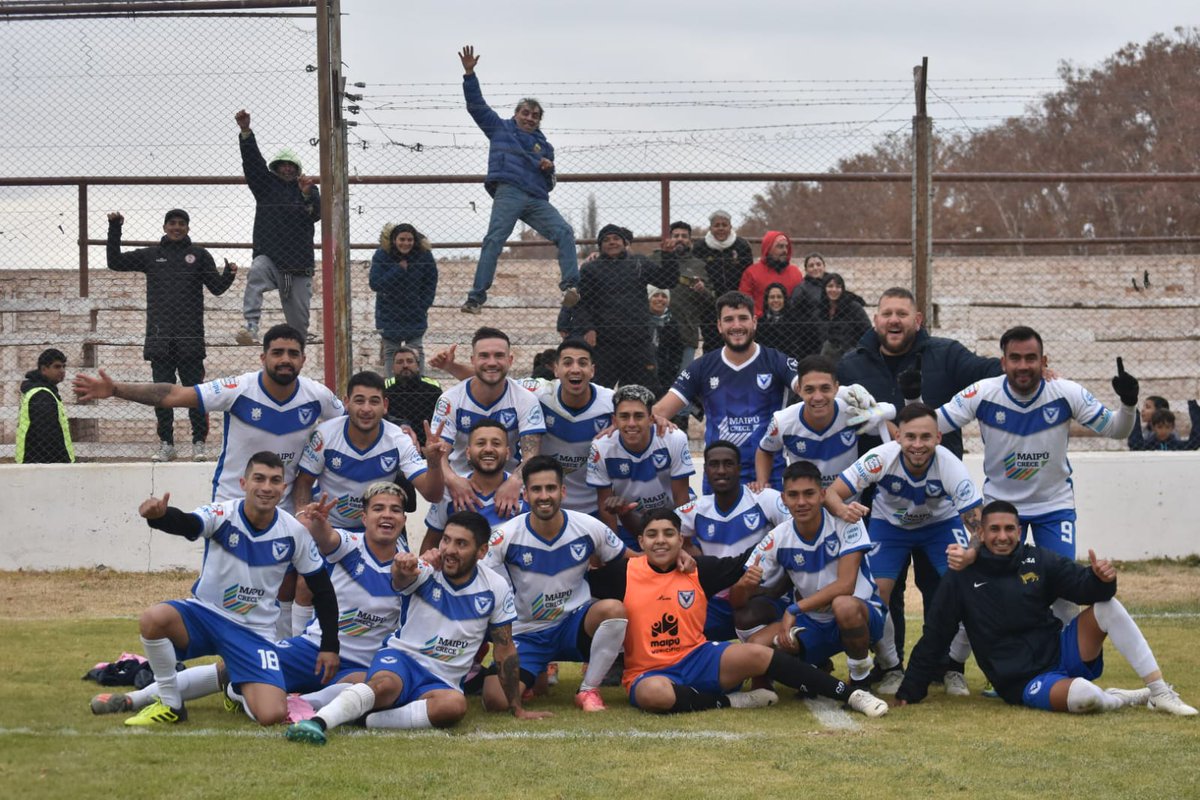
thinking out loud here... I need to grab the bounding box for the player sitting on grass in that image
[286,511,549,745]
[96,452,339,727]
[896,500,1197,716]
[619,508,888,717]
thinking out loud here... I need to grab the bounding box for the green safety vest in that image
[16,385,74,463]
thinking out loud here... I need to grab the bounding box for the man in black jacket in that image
[895,500,1196,715]
[16,348,73,463]
[107,209,237,462]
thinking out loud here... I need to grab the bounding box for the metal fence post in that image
[912,58,932,323]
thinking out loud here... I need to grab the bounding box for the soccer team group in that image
[71,285,1196,746]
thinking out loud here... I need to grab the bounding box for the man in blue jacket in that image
[457,45,579,315]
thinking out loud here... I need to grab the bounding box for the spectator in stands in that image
[234,108,320,344]
[16,348,73,464]
[1129,395,1170,450]
[651,222,714,360]
[370,222,438,377]
[738,231,803,317]
[1129,403,1200,451]
[384,346,442,448]
[456,45,579,315]
[791,252,829,310]
[818,273,871,362]
[755,283,798,357]
[531,348,558,380]
[647,287,683,402]
[693,210,754,353]
[106,209,237,463]
[575,224,678,388]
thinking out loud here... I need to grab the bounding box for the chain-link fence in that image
[2,9,1197,460]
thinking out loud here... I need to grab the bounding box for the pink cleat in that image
[574,688,606,712]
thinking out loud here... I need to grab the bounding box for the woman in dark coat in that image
[819,272,870,361]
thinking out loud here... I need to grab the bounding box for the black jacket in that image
[819,295,871,356]
[836,328,1000,457]
[18,370,71,463]
[107,222,235,361]
[693,237,754,351]
[240,132,321,274]
[575,252,678,345]
[896,544,1117,706]
[384,375,443,447]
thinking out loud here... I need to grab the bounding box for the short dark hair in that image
[445,510,492,547]
[1146,395,1170,411]
[468,418,507,439]
[669,221,692,235]
[37,348,66,369]
[472,327,510,348]
[557,338,595,359]
[346,370,386,396]
[980,499,1019,523]
[878,287,915,305]
[392,346,419,362]
[1000,325,1043,355]
[1151,409,1176,428]
[513,98,543,118]
[716,290,755,316]
[782,460,822,486]
[263,324,305,353]
[703,439,742,461]
[642,507,682,531]
[521,454,563,484]
[803,252,825,269]
[896,402,937,426]
[245,450,285,475]
[795,355,837,382]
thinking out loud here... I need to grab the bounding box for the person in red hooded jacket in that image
[738,232,803,317]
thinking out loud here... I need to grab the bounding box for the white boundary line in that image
[0,726,767,741]
[801,697,860,731]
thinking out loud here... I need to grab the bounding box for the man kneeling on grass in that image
[619,508,887,717]
[285,511,550,745]
[895,500,1197,716]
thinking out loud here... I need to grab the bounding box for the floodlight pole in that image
[912,57,933,324]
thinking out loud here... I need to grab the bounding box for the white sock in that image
[1147,678,1170,697]
[365,700,432,729]
[140,635,182,708]
[277,601,294,641]
[874,615,901,670]
[301,682,356,711]
[1092,599,1160,679]
[580,618,628,692]
[315,682,376,731]
[1051,598,1079,627]
[1066,678,1123,713]
[948,624,972,665]
[226,683,258,722]
[291,603,313,637]
[847,654,874,682]
[735,625,765,643]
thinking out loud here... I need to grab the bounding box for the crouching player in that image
[896,500,1196,715]
[95,452,340,727]
[621,508,887,717]
[285,511,550,745]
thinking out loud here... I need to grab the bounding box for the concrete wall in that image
[3,452,1198,571]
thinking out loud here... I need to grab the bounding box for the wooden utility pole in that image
[912,57,933,324]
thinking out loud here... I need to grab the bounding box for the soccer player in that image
[676,440,790,641]
[285,511,549,745]
[587,384,694,550]
[734,461,888,692]
[935,327,1138,621]
[652,291,798,488]
[431,327,546,516]
[825,403,982,694]
[480,456,630,712]
[896,500,1197,716]
[620,508,887,717]
[110,452,339,726]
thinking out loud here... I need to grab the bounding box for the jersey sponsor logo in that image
[431,586,443,602]
[338,607,388,636]
[435,397,451,416]
[185,253,196,264]
[522,551,534,566]
[961,383,979,399]
[420,634,470,662]
[380,455,397,473]
[460,413,471,429]
[330,455,343,469]
[1003,451,1049,481]
[1083,390,1096,405]
[228,532,241,547]
[994,411,1006,424]
[298,407,315,426]
[618,462,630,475]
[503,594,516,615]
[825,537,840,557]
[743,511,761,530]
[840,430,856,446]
[605,530,622,549]
[864,454,883,474]
[795,440,807,454]
[680,370,691,380]
[473,595,494,615]
[222,583,265,615]
[221,376,239,389]
[792,552,806,567]
[1042,406,1060,424]
[955,479,975,502]
[677,590,696,609]
[531,590,571,621]
[1019,571,1039,585]
[649,612,681,651]
[844,523,863,544]
[678,501,696,514]
[756,374,773,390]
[334,494,362,520]
[570,542,588,561]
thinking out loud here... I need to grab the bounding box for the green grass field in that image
[3,566,1198,800]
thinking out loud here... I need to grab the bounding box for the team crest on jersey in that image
[792,553,805,567]
[474,595,494,615]
[594,418,609,434]
[498,410,517,428]
[227,532,240,547]
[354,561,365,576]
[570,542,588,561]
[652,452,668,469]
[677,590,695,609]
[744,512,761,529]
[522,552,534,566]
[709,377,720,389]
[546,414,556,428]
[705,523,716,536]
[431,586,443,602]
[995,411,1007,424]
[825,537,840,557]
[457,413,470,430]
[380,455,397,473]
[756,374,773,390]
[1043,406,1060,424]
[619,462,630,475]
[272,541,291,561]
[864,454,883,474]
[251,407,263,421]
[925,482,942,497]
[795,440,807,454]
[298,407,314,425]
[840,430,856,446]
[330,456,343,469]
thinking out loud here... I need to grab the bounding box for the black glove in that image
[897,354,923,401]
[1111,357,1139,407]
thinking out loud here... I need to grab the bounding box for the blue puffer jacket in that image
[369,244,438,341]
[463,74,555,200]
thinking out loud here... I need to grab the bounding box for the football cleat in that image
[124,699,186,726]
[574,688,607,712]
[728,688,779,709]
[90,692,132,715]
[846,689,889,718]
[285,719,328,745]
[1148,687,1198,716]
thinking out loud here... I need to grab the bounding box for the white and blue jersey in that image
[424,471,528,535]
[301,530,406,667]
[187,499,325,639]
[937,377,1130,516]
[758,398,861,488]
[483,510,626,636]
[388,561,516,687]
[196,372,344,509]
[677,487,790,559]
[669,344,797,485]
[520,378,613,514]
[431,377,546,476]
[748,511,882,624]
[296,418,428,530]
[838,442,982,530]
[586,426,694,513]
